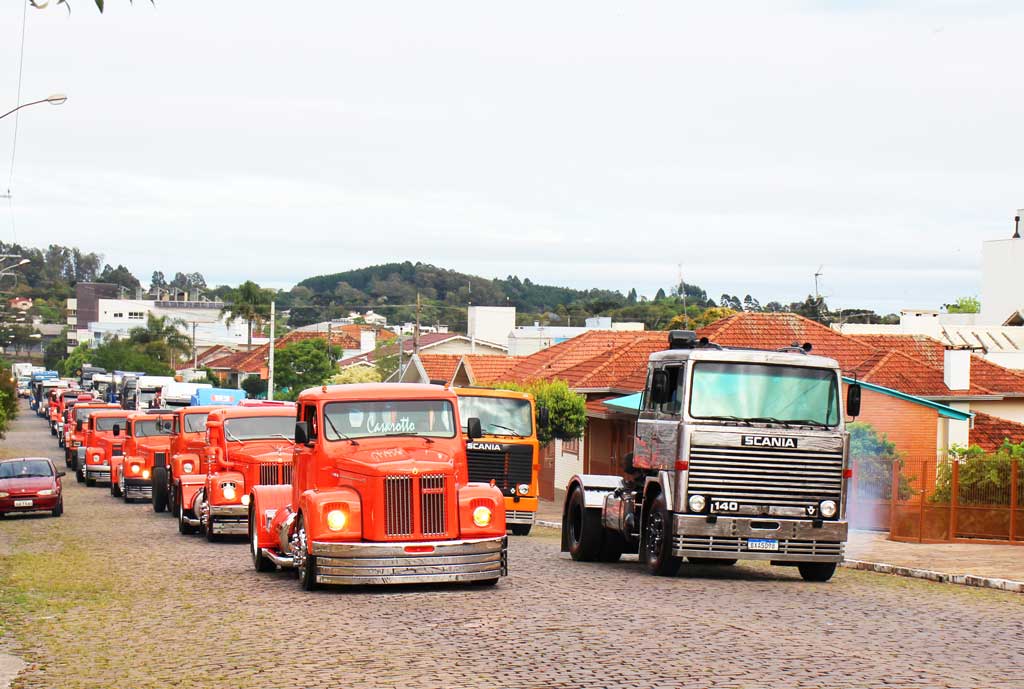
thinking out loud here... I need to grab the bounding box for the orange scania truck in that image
[455,387,542,536]
[249,383,508,590]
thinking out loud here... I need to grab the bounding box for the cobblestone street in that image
[2,405,1023,689]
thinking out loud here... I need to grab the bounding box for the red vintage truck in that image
[179,404,296,541]
[55,392,93,446]
[77,409,130,486]
[249,383,508,590]
[109,410,176,502]
[152,405,218,523]
[63,402,121,467]
[50,389,87,438]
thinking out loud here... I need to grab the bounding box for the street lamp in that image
[0,94,67,121]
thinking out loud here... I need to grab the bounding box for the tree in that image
[945,296,980,314]
[61,343,93,379]
[719,294,743,311]
[129,314,191,367]
[99,264,141,291]
[274,338,337,400]
[44,332,67,370]
[491,379,585,444]
[221,281,273,351]
[849,422,912,501]
[241,376,268,400]
[742,295,762,312]
[654,288,667,301]
[329,367,382,385]
[627,288,638,304]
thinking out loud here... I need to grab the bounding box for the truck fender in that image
[458,483,506,538]
[561,474,622,551]
[642,472,675,512]
[250,484,292,550]
[296,487,363,546]
[207,470,246,504]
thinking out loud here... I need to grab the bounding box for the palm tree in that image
[220,280,272,351]
[129,314,192,367]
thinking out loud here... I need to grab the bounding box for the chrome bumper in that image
[671,514,847,563]
[85,464,111,483]
[309,536,508,585]
[505,509,535,526]
[209,503,248,535]
[123,478,152,501]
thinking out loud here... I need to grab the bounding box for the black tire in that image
[688,557,737,566]
[109,472,121,497]
[177,491,197,535]
[509,523,532,537]
[642,492,682,577]
[65,449,73,468]
[296,515,317,591]
[470,577,499,586]
[86,475,96,488]
[250,506,276,572]
[564,488,604,562]
[50,425,56,436]
[152,467,168,513]
[51,498,64,517]
[167,480,178,518]
[798,563,837,582]
[205,514,221,543]
[75,459,85,483]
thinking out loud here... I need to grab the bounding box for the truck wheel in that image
[798,563,837,582]
[564,487,604,562]
[205,515,221,543]
[509,523,532,537]
[167,481,178,518]
[86,474,96,488]
[177,493,197,535]
[110,471,121,497]
[250,507,276,572]
[642,492,682,577]
[295,515,317,591]
[65,449,72,467]
[152,467,168,513]
[75,460,85,484]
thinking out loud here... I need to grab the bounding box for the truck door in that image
[293,403,317,493]
[633,366,656,470]
[650,364,685,470]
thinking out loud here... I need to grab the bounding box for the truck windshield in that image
[183,413,208,433]
[134,419,174,437]
[323,400,456,440]
[690,362,840,427]
[95,417,128,432]
[75,408,100,422]
[224,416,295,441]
[138,391,157,407]
[457,396,532,438]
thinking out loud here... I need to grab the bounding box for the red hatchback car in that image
[0,457,65,518]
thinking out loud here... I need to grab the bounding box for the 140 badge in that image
[711,500,739,513]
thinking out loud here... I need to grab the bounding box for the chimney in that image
[1014,213,1021,240]
[360,329,376,354]
[943,348,971,391]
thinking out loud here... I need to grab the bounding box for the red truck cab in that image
[55,392,92,445]
[152,405,218,521]
[78,409,130,486]
[64,402,120,467]
[180,405,296,541]
[249,383,508,590]
[110,410,176,502]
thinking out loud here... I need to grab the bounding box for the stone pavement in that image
[3,406,1024,689]
[537,499,1024,592]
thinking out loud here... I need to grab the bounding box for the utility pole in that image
[414,292,421,356]
[267,300,275,401]
[814,265,824,300]
[192,322,197,369]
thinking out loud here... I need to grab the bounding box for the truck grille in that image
[112,446,123,457]
[466,445,532,493]
[384,474,450,538]
[688,444,843,508]
[385,475,413,536]
[258,463,291,486]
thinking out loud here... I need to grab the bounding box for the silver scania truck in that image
[561,330,861,582]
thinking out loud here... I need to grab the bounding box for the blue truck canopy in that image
[190,387,247,407]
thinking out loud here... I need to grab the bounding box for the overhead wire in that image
[6,0,30,244]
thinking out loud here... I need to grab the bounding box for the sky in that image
[1,1,1022,313]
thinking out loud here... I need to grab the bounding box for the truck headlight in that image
[326,509,347,531]
[820,500,838,518]
[142,469,150,480]
[182,462,194,473]
[130,464,141,475]
[222,484,237,501]
[241,494,250,507]
[472,505,492,527]
[688,494,706,513]
[517,484,529,495]
[92,454,101,463]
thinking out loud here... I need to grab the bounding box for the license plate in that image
[13,499,33,507]
[747,538,778,551]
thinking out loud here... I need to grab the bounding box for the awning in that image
[602,392,642,413]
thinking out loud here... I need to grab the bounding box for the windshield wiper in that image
[785,419,831,428]
[323,414,358,445]
[224,427,241,442]
[485,423,523,437]
[747,416,793,428]
[267,433,292,441]
[379,432,434,444]
[700,415,752,426]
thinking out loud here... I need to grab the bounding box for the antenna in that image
[814,265,824,300]
[1014,215,1021,240]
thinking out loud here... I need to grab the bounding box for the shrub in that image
[490,379,585,444]
[930,442,1024,506]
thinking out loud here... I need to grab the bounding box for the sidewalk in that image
[534,499,1024,593]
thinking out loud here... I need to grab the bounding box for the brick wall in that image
[849,387,939,463]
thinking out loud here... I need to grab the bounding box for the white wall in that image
[468,306,516,347]
[981,236,1024,325]
[969,399,1024,425]
[554,437,584,491]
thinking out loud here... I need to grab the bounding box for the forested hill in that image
[296,262,628,314]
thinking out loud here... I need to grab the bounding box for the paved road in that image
[2,403,1023,689]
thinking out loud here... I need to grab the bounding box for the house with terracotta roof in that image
[338,332,508,375]
[394,353,521,387]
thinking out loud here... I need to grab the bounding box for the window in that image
[690,362,840,426]
[302,404,318,442]
[113,312,124,319]
[659,365,685,416]
[562,437,579,455]
[128,311,145,320]
[323,400,456,440]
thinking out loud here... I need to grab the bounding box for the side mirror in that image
[113,424,121,437]
[57,471,66,478]
[466,417,482,441]
[650,370,671,405]
[537,406,550,429]
[295,421,310,446]
[847,383,862,418]
[160,420,173,432]
[76,420,83,432]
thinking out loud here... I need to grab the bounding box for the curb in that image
[840,559,1024,594]
[533,520,1023,593]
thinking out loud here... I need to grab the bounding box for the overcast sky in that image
[2,1,1021,312]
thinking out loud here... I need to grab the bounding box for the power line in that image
[6,0,30,244]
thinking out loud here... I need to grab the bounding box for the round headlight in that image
[820,500,838,518]
[142,469,150,480]
[92,454,100,462]
[222,484,236,501]
[517,484,529,495]
[182,462,194,473]
[472,505,492,527]
[326,509,347,531]
[130,464,141,475]
[688,494,706,513]
[240,494,251,507]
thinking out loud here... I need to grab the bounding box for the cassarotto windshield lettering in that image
[367,417,417,434]
[742,436,798,449]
